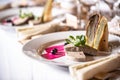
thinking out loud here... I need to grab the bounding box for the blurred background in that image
[0,0,119,19]
[0,0,120,35]
[0,1,119,80]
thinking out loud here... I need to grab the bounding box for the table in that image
[0,27,72,80]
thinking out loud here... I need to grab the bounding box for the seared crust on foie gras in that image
[86,13,101,47]
[41,0,53,23]
[65,44,110,57]
[65,44,98,56]
[93,16,108,51]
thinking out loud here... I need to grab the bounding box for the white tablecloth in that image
[0,27,72,80]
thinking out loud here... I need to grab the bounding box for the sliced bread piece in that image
[86,13,101,47]
[41,0,53,23]
[93,16,108,51]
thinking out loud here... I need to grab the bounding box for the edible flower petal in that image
[41,45,65,60]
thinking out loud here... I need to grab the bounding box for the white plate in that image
[22,31,120,66]
[0,7,66,31]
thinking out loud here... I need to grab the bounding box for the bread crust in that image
[93,16,108,51]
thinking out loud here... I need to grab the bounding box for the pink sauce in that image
[41,45,65,60]
[2,16,19,25]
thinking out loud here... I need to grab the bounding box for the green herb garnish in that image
[34,16,39,20]
[19,9,33,18]
[65,35,86,47]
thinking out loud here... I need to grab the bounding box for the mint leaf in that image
[65,35,86,47]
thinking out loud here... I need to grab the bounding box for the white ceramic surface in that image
[0,28,72,80]
[22,31,120,66]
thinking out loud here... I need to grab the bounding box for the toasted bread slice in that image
[41,0,53,23]
[86,14,101,47]
[93,16,108,51]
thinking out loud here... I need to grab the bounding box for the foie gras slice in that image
[66,51,86,62]
[65,44,99,56]
[12,17,29,26]
[65,44,86,61]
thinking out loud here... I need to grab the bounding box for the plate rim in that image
[22,31,120,66]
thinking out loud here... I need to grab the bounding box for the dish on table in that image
[22,31,120,66]
[0,7,66,29]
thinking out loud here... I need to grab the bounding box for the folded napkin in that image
[69,53,120,80]
[16,21,78,44]
[93,69,120,80]
[16,23,59,44]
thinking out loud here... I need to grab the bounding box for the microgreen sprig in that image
[65,35,86,47]
[19,9,33,18]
